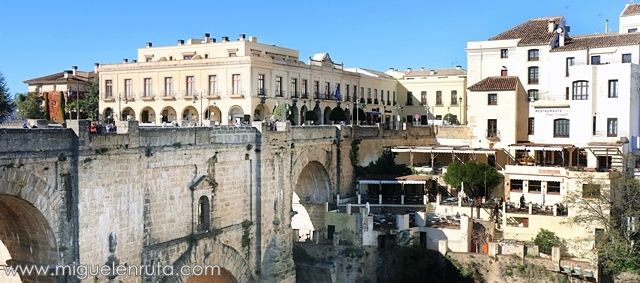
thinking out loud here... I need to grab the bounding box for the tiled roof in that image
[622,4,640,17]
[468,76,520,92]
[489,17,562,46]
[23,71,96,85]
[552,32,640,52]
[402,68,467,77]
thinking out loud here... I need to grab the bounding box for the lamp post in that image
[193,92,203,126]
[63,70,81,120]
[459,96,463,125]
[394,104,402,130]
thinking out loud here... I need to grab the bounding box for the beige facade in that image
[98,34,466,128]
[387,67,468,125]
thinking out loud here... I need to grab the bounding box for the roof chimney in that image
[548,19,556,32]
[132,59,137,63]
[94,63,100,73]
[123,58,128,63]
[605,19,609,33]
[249,36,257,43]
[72,65,78,76]
[177,39,184,45]
[63,70,72,79]
[456,65,462,70]
[421,67,425,71]
[146,42,152,48]
[204,33,210,43]
[238,33,246,41]
[222,36,229,42]
[430,69,435,75]
[407,67,412,72]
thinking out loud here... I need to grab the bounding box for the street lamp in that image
[63,69,81,120]
[193,92,203,126]
[394,104,402,130]
[459,96,463,125]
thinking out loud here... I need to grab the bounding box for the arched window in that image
[553,119,570,138]
[572,81,589,100]
[197,196,211,232]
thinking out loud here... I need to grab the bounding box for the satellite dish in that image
[556,27,564,34]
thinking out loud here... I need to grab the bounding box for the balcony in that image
[141,92,155,101]
[121,92,135,102]
[301,92,308,99]
[486,129,500,140]
[206,90,221,99]
[257,88,268,97]
[161,91,176,100]
[229,89,246,98]
[180,90,197,100]
[367,98,373,104]
[291,91,300,98]
[102,93,115,102]
[313,92,321,100]
[275,90,285,97]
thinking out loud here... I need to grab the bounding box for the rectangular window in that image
[528,89,539,102]
[500,49,508,58]
[436,91,442,105]
[302,79,308,97]
[185,76,194,96]
[501,69,508,76]
[529,180,542,193]
[553,119,570,137]
[420,91,427,105]
[572,81,589,100]
[451,91,458,105]
[232,74,240,95]
[487,93,497,105]
[510,180,523,192]
[565,87,570,100]
[593,116,597,135]
[528,66,539,84]
[528,49,539,61]
[258,74,265,95]
[360,87,364,101]
[508,217,529,228]
[164,77,173,96]
[582,184,601,198]
[124,79,132,98]
[406,91,413,106]
[374,89,378,101]
[565,57,575,77]
[314,81,320,98]
[144,78,152,97]
[367,88,371,99]
[208,75,217,96]
[622,53,632,63]
[393,91,396,105]
[386,90,390,105]
[591,55,601,65]
[608,80,618,98]
[275,76,283,96]
[325,82,331,99]
[528,117,534,135]
[105,80,113,97]
[353,85,358,102]
[487,119,497,137]
[607,118,618,137]
[289,78,298,97]
[547,181,561,194]
[629,28,638,33]
[345,84,350,101]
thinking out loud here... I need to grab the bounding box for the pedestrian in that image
[520,194,526,209]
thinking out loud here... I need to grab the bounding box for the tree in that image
[272,103,290,122]
[533,228,566,255]
[443,113,459,125]
[15,92,45,119]
[0,72,16,123]
[357,148,412,177]
[329,107,346,123]
[304,111,317,123]
[83,79,99,121]
[565,173,640,275]
[443,161,501,198]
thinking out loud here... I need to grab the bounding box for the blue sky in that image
[0,0,632,94]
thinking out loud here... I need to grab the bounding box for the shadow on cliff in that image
[377,245,475,283]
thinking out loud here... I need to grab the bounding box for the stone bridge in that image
[0,120,435,283]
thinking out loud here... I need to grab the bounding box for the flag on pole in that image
[335,85,341,101]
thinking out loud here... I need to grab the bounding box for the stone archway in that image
[140,106,156,124]
[0,195,58,283]
[103,107,114,123]
[228,105,245,125]
[182,106,199,124]
[121,107,135,121]
[204,106,222,126]
[290,105,299,126]
[323,106,332,125]
[161,106,177,123]
[186,267,237,283]
[300,105,307,125]
[291,161,331,241]
[253,104,269,121]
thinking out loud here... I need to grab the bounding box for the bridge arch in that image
[0,167,67,282]
[291,160,332,241]
[186,267,237,283]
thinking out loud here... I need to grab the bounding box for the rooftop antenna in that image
[605,19,609,33]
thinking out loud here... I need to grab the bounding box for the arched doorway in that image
[204,106,222,126]
[103,107,114,123]
[323,106,332,125]
[140,107,156,124]
[161,106,177,123]
[186,267,238,283]
[300,105,307,125]
[228,105,245,125]
[292,161,331,242]
[253,104,269,121]
[290,105,299,125]
[313,106,321,125]
[0,195,58,283]
[121,107,135,121]
[182,106,199,125]
[345,107,351,124]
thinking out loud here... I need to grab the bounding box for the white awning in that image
[509,145,569,151]
[391,147,496,155]
[357,180,427,185]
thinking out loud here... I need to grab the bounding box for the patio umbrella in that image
[460,182,465,197]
